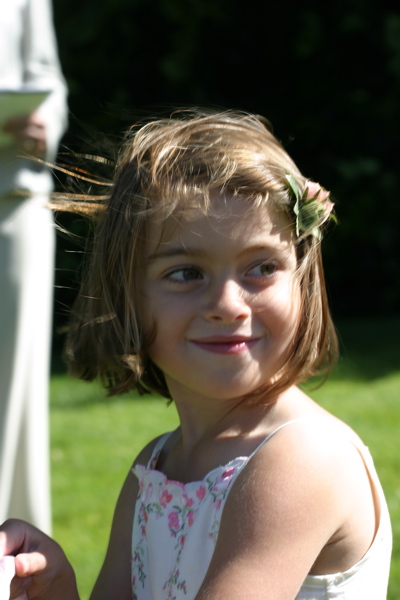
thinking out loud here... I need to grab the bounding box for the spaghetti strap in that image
[244,417,377,473]
[146,431,174,469]
[247,417,310,462]
[222,418,312,493]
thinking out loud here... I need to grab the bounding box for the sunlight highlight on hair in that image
[51,109,338,400]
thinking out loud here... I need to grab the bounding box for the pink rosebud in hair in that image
[305,182,334,215]
[286,173,336,240]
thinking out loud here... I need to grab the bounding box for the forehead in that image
[145,193,295,256]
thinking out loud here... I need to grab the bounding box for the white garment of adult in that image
[0,0,68,534]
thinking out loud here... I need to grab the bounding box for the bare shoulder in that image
[195,414,377,600]
[230,416,371,527]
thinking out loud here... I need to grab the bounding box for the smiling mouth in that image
[190,337,259,355]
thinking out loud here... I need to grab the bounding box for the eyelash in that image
[164,267,203,283]
[163,261,278,284]
[246,261,278,278]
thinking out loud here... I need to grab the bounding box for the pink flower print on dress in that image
[212,466,237,493]
[188,510,195,526]
[168,510,182,534]
[183,494,194,507]
[145,482,153,502]
[221,467,236,479]
[160,489,173,507]
[196,485,206,500]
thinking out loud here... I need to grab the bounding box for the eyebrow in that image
[146,243,288,262]
[146,246,206,262]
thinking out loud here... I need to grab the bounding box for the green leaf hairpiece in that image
[285,174,336,241]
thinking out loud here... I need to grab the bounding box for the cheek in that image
[270,276,301,319]
[265,278,302,348]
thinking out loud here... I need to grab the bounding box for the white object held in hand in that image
[0,556,15,600]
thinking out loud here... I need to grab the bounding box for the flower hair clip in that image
[285,174,336,241]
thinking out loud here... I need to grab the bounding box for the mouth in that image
[190,336,259,355]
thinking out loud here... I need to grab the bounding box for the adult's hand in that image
[3,112,47,156]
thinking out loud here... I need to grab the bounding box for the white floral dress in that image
[131,421,392,600]
[131,437,243,600]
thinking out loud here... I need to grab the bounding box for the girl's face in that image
[142,194,301,404]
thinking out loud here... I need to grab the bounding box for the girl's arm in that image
[194,423,376,600]
[88,469,138,600]
[89,437,161,600]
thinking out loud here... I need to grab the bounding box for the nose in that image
[204,278,251,323]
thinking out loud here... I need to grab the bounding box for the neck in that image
[167,380,284,450]
[158,384,313,484]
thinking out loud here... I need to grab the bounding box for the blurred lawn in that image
[50,316,400,600]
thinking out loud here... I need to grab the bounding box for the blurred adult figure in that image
[0,0,68,533]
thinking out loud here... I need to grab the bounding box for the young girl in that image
[0,110,392,600]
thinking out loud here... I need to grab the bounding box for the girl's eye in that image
[166,267,203,282]
[247,262,277,278]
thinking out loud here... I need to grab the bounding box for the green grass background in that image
[50,316,400,599]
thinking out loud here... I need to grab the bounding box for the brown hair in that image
[57,109,338,400]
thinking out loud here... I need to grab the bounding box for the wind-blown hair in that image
[57,109,338,401]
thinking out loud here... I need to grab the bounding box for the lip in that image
[190,336,259,355]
